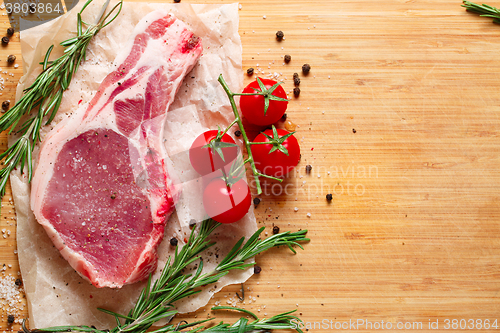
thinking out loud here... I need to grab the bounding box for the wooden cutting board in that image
[1,0,499,330]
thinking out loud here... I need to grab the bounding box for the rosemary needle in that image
[0,0,123,201]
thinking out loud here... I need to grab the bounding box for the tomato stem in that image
[248,141,270,145]
[220,118,238,137]
[232,92,265,96]
[256,172,283,182]
[217,74,284,195]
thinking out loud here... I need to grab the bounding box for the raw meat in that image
[30,10,202,288]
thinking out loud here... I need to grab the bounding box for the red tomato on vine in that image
[189,129,238,176]
[239,78,288,126]
[251,126,300,177]
[203,178,251,224]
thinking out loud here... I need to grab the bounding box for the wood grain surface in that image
[1,0,499,331]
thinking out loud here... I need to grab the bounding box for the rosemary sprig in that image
[31,219,308,333]
[462,0,500,23]
[114,221,308,333]
[29,307,303,333]
[0,0,123,199]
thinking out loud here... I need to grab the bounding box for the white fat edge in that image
[82,12,174,121]
[132,21,192,76]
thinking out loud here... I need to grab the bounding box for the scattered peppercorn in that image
[7,27,14,36]
[276,30,284,41]
[352,128,356,133]
[2,36,9,45]
[281,113,287,121]
[189,219,197,229]
[7,314,14,324]
[110,193,116,199]
[2,100,10,111]
[294,76,300,86]
[305,165,312,173]
[15,278,22,286]
[272,225,280,234]
[234,130,241,137]
[247,67,254,75]
[253,197,261,205]
[170,237,178,246]
[254,265,262,274]
[284,54,291,63]
[7,54,15,63]
[293,72,299,79]
[173,0,181,2]
[302,63,311,74]
[293,87,300,97]
[326,193,333,201]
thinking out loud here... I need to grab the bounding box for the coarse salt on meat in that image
[30,10,202,288]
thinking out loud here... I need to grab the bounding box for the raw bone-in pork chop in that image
[30,11,202,288]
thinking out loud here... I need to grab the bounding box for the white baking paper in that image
[10,1,257,329]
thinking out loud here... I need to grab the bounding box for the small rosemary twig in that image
[0,0,123,201]
[462,0,500,23]
[192,307,304,333]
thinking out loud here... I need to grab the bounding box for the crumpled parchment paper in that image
[10,1,257,329]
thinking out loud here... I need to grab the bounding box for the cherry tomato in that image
[189,130,238,176]
[203,178,251,224]
[239,78,288,126]
[251,128,300,177]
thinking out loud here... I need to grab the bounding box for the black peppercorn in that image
[302,63,311,74]
[253,197,261,205]
[293,72,299,79]
[189,219,197,229]
[170,237,178,246]
[7,28,14,36]
[276,30,284,41]
[173,0,181,2]
[247,67,254,75]
[305,165,312,173]
[284,54,291,63]
[281,113,287,121]
[294,76,300,86]
[326,193,333,201]
[15,279,22,286]
[254,265,262,274]
[7,54,15,63]
[2,37,9,45]
[352,128,356,133]
[7,314,14,324]
[272,225,280,234]
[2,100,10,111]
[293,87,300,97]
[234,130,241,137]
